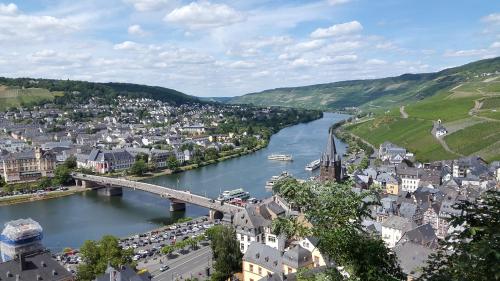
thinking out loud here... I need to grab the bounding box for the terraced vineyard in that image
[346,77,500,162]
[0,85,62,111]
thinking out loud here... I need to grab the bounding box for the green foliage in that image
[0,77,201,110]
[205,225,242,281]
[273,180,404,281]
[228,57,500,111]
[445,121,500,157]
[64,155,77,169]
[347,117,456,162]
[419,190,500,281]
[129,159,148,176]
[135,152,149,163]
[167,156,179,170]
[76,235,134,281]
[53,165,72,185]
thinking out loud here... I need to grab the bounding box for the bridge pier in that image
[169,199,186,212]
[97,186,123,196]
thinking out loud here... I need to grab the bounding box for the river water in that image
[0,113,348,253]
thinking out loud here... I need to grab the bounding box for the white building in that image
[381,216,415,248]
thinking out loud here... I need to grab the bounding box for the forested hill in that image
[228,56,500,111]
[0,77,201,109]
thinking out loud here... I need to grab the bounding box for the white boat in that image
[217,188,250,201]
[305,159,321,171]
[267,154,293,161]
[265,171,292,189]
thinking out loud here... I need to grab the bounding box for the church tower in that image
[319,128,342,182]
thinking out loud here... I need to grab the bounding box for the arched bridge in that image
[72,173,243,220]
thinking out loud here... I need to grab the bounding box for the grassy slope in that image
[0,85,62,111]
[229,57,500,111]
[346,77,500,162]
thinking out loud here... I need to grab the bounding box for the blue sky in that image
[0,0,499,97]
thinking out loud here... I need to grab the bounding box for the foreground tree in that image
[77,235,134,281]
[129,159,148,176]
[419,190,499,281]
[205,225,242,281]
[52,165,72,185]
[272,179,404,281]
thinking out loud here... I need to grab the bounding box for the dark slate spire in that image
[321,128,337,165]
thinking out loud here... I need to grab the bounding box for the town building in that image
[94,264,150,281]
[0,250,74,281]
[78,149,135,174]
[1,148,56,183]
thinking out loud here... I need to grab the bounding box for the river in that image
[0,113,348,253]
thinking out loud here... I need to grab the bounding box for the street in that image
[150,246,212,281]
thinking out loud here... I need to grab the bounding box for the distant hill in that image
[345,70,500,162]
[199,96,233,103]
[229,57,500,111]
[0,77,201,110]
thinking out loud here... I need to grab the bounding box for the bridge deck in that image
[72,173,243,214]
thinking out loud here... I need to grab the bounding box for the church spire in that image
[326,128,337,161]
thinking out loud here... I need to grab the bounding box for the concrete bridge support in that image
[97,186,123,196]
[169,199,186,212]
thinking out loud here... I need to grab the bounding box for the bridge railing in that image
[72,173,243,212]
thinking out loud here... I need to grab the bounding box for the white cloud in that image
[32,49,57,58]
[124,0,170,12]
[0,3,17,15]
[444,49,487,57]
[228,60,256,69]
[128,24,147,36]
[490,42,500,48]
[482,13,500,24]
[317,54,358,64]
[323,41,361,53]
[113,41,141,51]
[327,0,351,6]
[290,58,312,68]
[366,58,387,65]
[164,1,245,29]
[310,21,363,38]
[287,39,324,52]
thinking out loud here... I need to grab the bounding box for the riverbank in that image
[0,186,86,206]
[126,143,268,181]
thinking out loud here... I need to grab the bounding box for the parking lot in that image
[56,216,217,279]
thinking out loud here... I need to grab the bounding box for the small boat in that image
[217,188,250,202]
[305,159,321,171]
[265,171,292,189]
[267,154,293,161]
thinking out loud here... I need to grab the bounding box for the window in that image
[249,264,254,272]
[267,236,276,243]
[287,267,293,274]
[258,267,262,275]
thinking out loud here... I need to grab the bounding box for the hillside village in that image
[0,96,319,187]
[200,133,500,281]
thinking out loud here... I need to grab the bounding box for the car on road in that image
[160,265,170,272]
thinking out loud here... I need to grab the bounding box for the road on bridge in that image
[72,173,243,215]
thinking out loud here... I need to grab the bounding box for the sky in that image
[0,0,499,97]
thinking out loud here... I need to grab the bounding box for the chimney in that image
[52,270,58,276]
[15,274,20,281]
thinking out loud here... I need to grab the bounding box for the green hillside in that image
[229,57,500,111]
[0,77,200,109]
[0,85,63,111]
[345,75,500,162]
